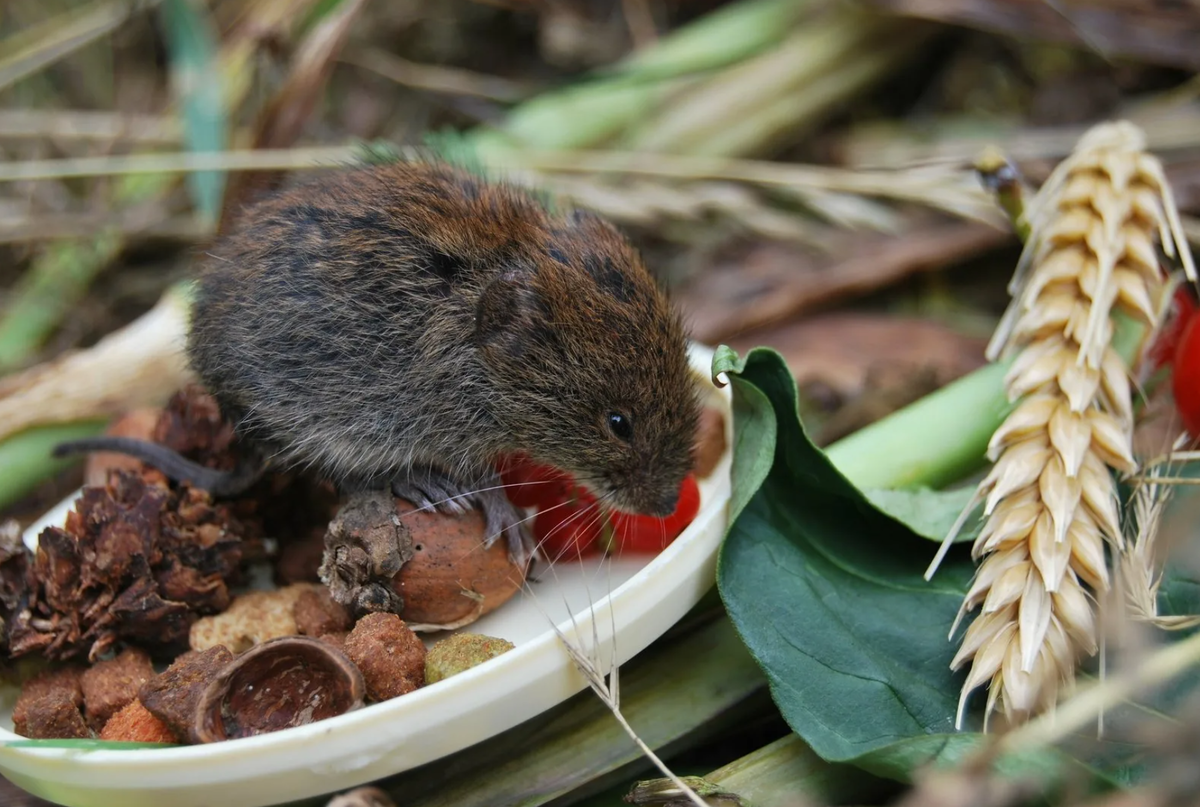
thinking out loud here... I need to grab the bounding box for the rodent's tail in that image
[53,436,264,497]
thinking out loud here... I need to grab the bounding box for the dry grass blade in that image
[0,109,179,144]
[0,0,148,92]
[841,104,1200,171]
[552,625,708,807]
[344,48,532,103]
[0,146,361,182]
[218,0,371,234]
[520,148,1004,225]
[946,120,1190,728]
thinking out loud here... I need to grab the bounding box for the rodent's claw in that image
[392,470,534,569]
[391,470,471,515]
[475,488,535,571]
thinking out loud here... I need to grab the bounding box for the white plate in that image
[0,344,732,807]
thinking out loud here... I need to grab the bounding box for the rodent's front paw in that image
[474,488,535,570]
[392,469,534,570]
[391,469,472,515]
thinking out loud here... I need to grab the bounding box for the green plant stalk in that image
[681,24,937,158]
[0,422,105,507]
[823,310,1150,492]
[823,360,1014,490]
[465,0,812,160]
[706,734,891,806]
[0,230,123,373]
[159,0,227,225]
[0,167,180,374]
[628,10,899,155]
[604,0,809,79]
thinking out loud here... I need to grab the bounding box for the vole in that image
[55,161,701,565]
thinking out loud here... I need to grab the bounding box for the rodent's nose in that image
[648,490,679,518]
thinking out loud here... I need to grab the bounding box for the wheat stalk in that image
[944,121,1194,728]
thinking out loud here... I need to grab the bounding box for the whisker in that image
[393,479,565,519]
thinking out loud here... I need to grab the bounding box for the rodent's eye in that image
[606,412,633,442]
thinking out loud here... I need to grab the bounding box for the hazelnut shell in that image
[192,636,365,743]
[391,498,524,627]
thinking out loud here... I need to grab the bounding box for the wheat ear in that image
[950,120,1192,728]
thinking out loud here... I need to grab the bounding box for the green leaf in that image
[717,347,977,763]
[711,346,1142,787]
[159,0,227,225]
[712,346,777,525]
[863,486,982,545]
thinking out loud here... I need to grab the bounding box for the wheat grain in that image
[950,121,1192,728]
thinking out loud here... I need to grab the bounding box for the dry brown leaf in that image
[678,218,1008,343]
[864,0,1200,71]
[727,312,988,397]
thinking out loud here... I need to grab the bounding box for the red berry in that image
[532,490,606,560]
[1173,312,1200,438]
[496,452,572,509]
[1152,285,1199,370]
[609,474,701,554]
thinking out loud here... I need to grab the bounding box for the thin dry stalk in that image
[1119,463,1200,631]
[946,121,1193,728]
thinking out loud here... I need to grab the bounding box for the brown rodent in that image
[57,161,701,563]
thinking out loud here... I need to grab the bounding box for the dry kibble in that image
[17,691,90,739]
[342,613,426,702]
[294,587,353,637]
[425,633,514,684]
[80,647,154,730]
[12,666,83,736]
[138,645,234,741]
[99,699,179,744]
[190,584,316,653]
[318,632,349,651]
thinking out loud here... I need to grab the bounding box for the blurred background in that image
[1,0,1200,801]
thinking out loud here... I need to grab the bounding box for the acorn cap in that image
[192,635,365,743]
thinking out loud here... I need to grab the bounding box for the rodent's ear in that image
[475,269,543,357]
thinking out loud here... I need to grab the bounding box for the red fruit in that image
[1173,312,1200,438]
[1152,285,1199,370]
[496,453,572,509]
[532,491,605,560]
[609,474,701,554]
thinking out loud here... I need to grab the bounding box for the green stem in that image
[824,361,1013,490]
[465,0,811,160]
[0,231,123,373]
[0,422,106,508]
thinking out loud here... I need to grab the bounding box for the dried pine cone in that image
[6,471,246,661]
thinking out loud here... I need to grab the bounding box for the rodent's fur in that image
[62,162,701,556]
[194,160,699,512]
